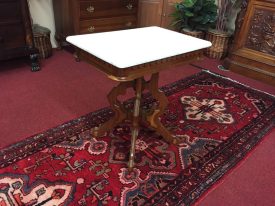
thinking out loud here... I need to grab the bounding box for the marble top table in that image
[67,26,211,170]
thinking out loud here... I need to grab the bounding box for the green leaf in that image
[171,0,217,31]
[192,16,204,22]
[185,10,194,17]
[183,0,197,8]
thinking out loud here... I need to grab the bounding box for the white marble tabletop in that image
[66,26,212,69]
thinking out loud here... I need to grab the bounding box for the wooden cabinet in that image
[53,0,139,48]
[138,0,179,29]
[0,0,39,71]
[225,0,275,86]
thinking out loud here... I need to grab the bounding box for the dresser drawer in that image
[79,0,138,20]
[0,0,22,21]
[79,16,137,34]
[0,24,25,49]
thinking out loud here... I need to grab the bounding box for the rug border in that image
[145,113,275,205]
[189,63,275,97]
[203,69,275,98]
[144,70,275,206]
[193,126,274,206]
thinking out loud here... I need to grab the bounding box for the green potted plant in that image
[171,0,217,39]
[205,0,242,59]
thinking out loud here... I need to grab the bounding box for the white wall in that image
[28,0,57,48]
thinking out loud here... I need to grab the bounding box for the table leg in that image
[146,73,178,144]
[128,78,143,171]
[92,81,132,137]
[93,73,177,170]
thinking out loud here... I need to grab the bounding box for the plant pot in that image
[205,30,231,59]
[181,28,205,39]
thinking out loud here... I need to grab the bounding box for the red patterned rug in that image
[0,71,274,206]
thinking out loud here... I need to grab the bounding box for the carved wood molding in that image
[245,8,275,55]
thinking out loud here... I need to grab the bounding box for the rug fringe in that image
[190,64,275,98]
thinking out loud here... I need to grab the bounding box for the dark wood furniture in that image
[52,0,139,48]
[0,0,39,71]
[138,0,180,29]
[224,0,275,86]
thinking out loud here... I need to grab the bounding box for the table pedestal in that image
[92,72,177,170]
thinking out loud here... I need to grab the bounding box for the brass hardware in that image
[87,26,95,32]
[126,3,133,10]
[86,6,95,13]
[125,22,132,27]
[163,13,166,17]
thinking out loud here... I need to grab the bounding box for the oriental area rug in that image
[0,71,274,206]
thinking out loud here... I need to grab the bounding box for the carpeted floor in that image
[0,51,275,205]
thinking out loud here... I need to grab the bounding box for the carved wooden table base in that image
[92,72,177,170]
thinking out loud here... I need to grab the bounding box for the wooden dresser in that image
[53,0,139,48]
[0,0,39,71]
[224,0,275,86]
[138,0,180,29]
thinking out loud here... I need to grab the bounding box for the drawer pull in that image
[87,26,95,33]
[126,3,133,10]
[125,22,132,27]
[86,6,95,13]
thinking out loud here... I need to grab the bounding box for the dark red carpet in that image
[0,68,274,205]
